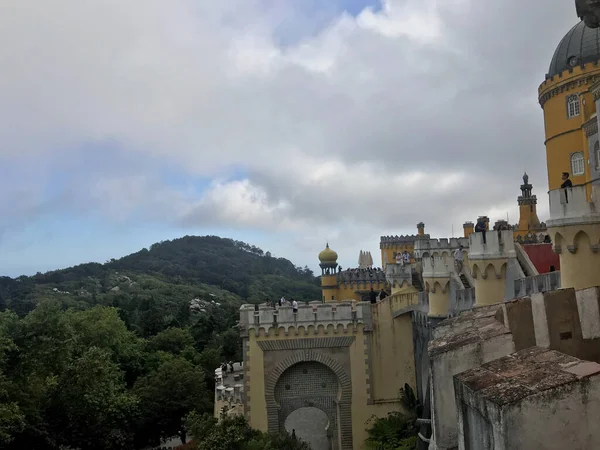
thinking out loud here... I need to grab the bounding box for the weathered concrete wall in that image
[497,298,537,351]
[455,347,600,450]
[428,306,515,450]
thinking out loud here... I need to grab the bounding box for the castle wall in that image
[369,298,417,402]
[240,299,418,450]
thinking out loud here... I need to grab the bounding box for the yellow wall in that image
[369,301,417,402]
[322,272,389,302]
[550,224,600,290]
[514,203,541,239]
[246,330,267,431]
[539,65,600,191]
[381,243,415,268]
[321,274,338,301]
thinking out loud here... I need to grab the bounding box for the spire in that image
[518,172,535,205]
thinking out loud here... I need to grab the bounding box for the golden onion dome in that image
[318,243,338,263]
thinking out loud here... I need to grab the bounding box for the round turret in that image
[319,244,338,264]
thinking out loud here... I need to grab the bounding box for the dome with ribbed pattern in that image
[547,21,600,78]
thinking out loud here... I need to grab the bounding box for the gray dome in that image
[547,21,600,78]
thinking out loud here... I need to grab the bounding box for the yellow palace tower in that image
[539,22,600,197]
[318,243,338,302]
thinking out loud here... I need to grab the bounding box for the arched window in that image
[595,141,600,169]
[571,151,585,176]
[566,94,581,119]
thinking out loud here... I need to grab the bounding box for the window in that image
[595,141,600,169]
[566,94,580,119]
[571,151,585,176]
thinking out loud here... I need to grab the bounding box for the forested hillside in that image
[0,236,321,449]
[0,235,321,328]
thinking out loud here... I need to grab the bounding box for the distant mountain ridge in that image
[0,236,321,333]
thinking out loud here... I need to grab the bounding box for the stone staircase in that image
[459,273,471,289]
[412,271,424,291]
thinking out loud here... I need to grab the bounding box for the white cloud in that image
[0,0,575,271]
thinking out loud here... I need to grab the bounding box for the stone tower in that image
[515,172,542,238]
[468,229,516,306]
[319,244,338,302]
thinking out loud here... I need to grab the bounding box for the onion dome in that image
[318,243,338,264]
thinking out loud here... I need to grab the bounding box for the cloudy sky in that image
[0,0,579,276]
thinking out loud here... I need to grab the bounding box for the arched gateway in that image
[264,351,353,450]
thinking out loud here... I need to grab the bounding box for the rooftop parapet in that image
[413,237,469,258]
[468,229,516,260]
[421,255,453,278]
[238,301,371,336]
[380,234,429,247]
[547,185,600,227]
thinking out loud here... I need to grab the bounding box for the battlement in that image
[547,185,600,227]
[468,229,515,260]
[385,263,413,286]
[413,237,468,258]
[422,255,453,278]
[238,301,371,336]
[380,234,428,247]
[337,268,387,284]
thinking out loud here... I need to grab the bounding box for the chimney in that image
[417,222,425,236]
[463,221,474,238]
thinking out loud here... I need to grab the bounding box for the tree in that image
[134,356,211,446]
[45,347,139,450]
[219,327,242,362]
[147,327,195,355]
[189,415,312,450]
[69,306,145,385]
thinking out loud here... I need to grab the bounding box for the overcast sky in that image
[0,0,580,276]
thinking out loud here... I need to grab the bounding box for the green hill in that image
[0,235,321,336]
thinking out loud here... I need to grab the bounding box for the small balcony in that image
[547,185,600,227]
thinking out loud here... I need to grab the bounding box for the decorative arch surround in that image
[551,228,600,253]
[471,262,506,279]
[433,280,449,293]
[265,351,353,450]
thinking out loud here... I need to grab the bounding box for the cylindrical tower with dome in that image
[542,21,600,290]
[318,243,339,302]
[539,22,600,196]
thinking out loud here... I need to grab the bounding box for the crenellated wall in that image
[239,301,369,337]
[413,237,469,259]
[385,263,414,293]
[379,234,424,268]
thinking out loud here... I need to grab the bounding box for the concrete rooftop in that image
[455,347,600,406]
